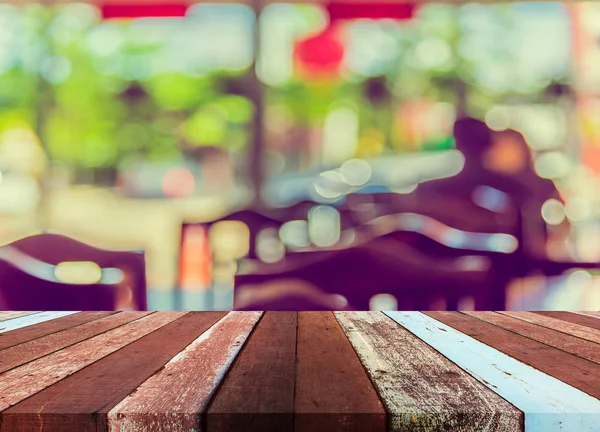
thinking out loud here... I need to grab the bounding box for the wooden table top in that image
[0,311,599,432]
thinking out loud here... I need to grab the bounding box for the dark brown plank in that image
[0,312,113,351]
[0,312,178,413]
[295,312,386,432]
[427,311,600,400]
[206,312,296,432]
[106,312,262,432]
[2,312,227,432]
[534,311,600,331]
[464,312,600,365]
[0,312,134,373]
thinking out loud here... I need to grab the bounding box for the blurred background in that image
[1,0,600,311]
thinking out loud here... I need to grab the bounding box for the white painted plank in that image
[386,312,600,432]
[107,311,262,432]
[0,312,40,322]
[0,311,78,333]
[335,312,522,432]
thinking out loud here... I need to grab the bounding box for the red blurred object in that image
[101,3,188,19]
[327,2,416,21]
[294,27,345,79]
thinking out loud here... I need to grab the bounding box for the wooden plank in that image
[389,312,600,432]
[0,311,113,351]
[0,312,179,411]
[463,312,600,365]
[500,311,600,344]
[335,312,522,432]
[107,311,262,432]
[0,312,40,322]
[2,312,227,432]
[534,312,600,331]
[207,312,297,432]
[0,311,79,333]
[429,312,600,399]
[0,311,144,373]
[295,312,386,432]
[575,312,600,319]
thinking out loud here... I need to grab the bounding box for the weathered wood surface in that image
[390,312,600,432]
[106,311,262,432]
[500,311,600,344]
[0,311,113,351]
[0,312,178,411]
[2,312,226,432]
[335,312,522,432]
[463,312,600,365]
[0,311,141,373]
[534,311,600,331]
[575,312,600,319]
[0,312,40,322]
[207,312,297,432]
[429,312,600,400]
[0,311,599,432]
[295,312,386,432]
[0,311,79,333]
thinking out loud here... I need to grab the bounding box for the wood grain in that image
[0,312,40,322]
[0,312,79,333]
[207,312,297,432]
[2,312,226,432]
[575,312,600,319]
[107,312,262,432]
[295,312,386,432]
[429,312,600,398]
[463,312,600,365]
[0,311,147,373]
[336,312,521,432]
[534,312,600,331]
[0,311,113,351]
[411,312,600,432]
[500,311,600,344]
[0,312,180,411]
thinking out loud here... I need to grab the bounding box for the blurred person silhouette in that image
[415,117,556,257]
[486,128,562,204]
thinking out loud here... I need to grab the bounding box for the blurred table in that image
[1,311,599,431]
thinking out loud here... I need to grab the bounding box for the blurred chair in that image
[6,233,147,310]
[234,279,353,311]
[235,237,494,311]
[0,245,130,311]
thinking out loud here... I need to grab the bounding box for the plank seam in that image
[0,312,120,351]
[459,312,600,365]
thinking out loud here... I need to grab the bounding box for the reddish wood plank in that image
[534,311,600,331]
[0,312,161,373]
[295,312,386,432]
[2,312,226,432]
[500,311,600,344]
[463,312,600,365]
[107,312,262,432]
[0,312,40,323]
[207,312,297,432]
[0,312,182,412]
[427,312,600,400]
[335,312,522,432]
[576,312,600,319]
[0,312,113,351]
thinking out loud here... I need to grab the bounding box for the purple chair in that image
[4,233,147,310]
